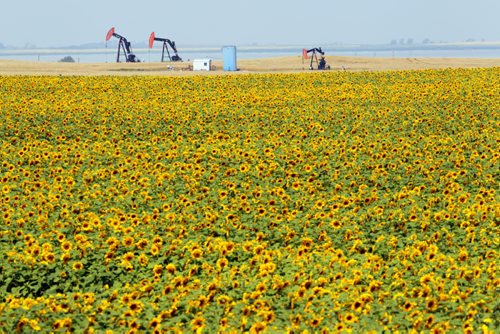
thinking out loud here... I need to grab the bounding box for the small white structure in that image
[192,59,212,71]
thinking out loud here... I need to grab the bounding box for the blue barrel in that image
[223,46,237,71]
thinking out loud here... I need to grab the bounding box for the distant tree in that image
[0,42,5,49]
[59,56,75,63]
[390,40,397,45]
[399,38,405,45]
[422,38,431,44]
[407,38,413,45]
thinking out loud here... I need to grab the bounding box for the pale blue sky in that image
[1,0,499,47]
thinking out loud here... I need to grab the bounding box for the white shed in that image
[192,59,212,71]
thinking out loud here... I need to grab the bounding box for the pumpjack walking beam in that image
[149,32,182,62]
[302,47,329,70]
[307,47,323,70]
[105,27,140,63]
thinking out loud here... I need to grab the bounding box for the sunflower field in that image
[0,68,498,333]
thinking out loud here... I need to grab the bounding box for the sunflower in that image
[81,221,94,232]
[335,323,346,332]
[351,299,364,313]
[255,282,267,294]
[403,301,416,312]
[72,261,84,271]
[426,298,439,311]
[239,163,250,173]
[15,317,29,332]
[314,199,326,209]
[426,251,436,261]
[330,220,342,229]
[257,207,267,216]
[191,248,203,259]
[44,252,56,263]
[122,236,135,247]
[216,257,229,271]
[296,287,306,299]
[1,185,11,194]
[301,237,313,248]
[457,248,468,262]
[219,317,229,329]
[149,317,161,329]
[263,311,275,323]
[61,241,72,252]
[136,238,149,250]
[458,193,468,204]
[253,245,264,255]
[216,295,232,306]
[344,312,358,323]
[150,244,160,256]
[166,263,176,274]
[310,317,322,327]
[425,314,435,329]
[128,319,139,331]
[408,213,418,221]
[191,316,205,330]
[420,273,434,286]
[162,285,173,295]
[250,322,266,333]
[153,264,163,276]
[289,312,302,326]
[291,181,301,191]
[224,241,235,253]
[197,295,209,308]
[52,320,64,331]
[138,254,149,266]
[128,301,143,314]
[303,164,313,173]
[219,190,228,200]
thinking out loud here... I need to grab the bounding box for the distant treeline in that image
[328,43,500,53]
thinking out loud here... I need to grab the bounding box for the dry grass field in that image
[0,55,499,75]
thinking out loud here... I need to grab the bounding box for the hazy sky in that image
[1,0,499,47]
